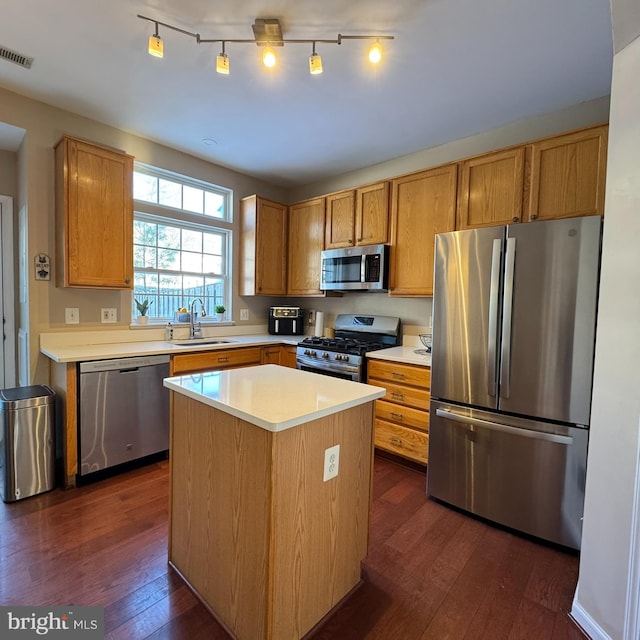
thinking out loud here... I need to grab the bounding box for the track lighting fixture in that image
[216,42,229,74]
[309,42,323,75]
[148,22,163,58]
[137,15,393,76]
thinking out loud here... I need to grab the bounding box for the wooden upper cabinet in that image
[525,125,608,222]
[325,190,356,248]
[287,197,325,296]
[356,181,389,245]
[457,147,525,229]
[389,165,457,297]
[239,195,288,296]
[55,136,133,288]
[324,182,389,249]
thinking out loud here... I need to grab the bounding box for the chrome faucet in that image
[189,298,206,339]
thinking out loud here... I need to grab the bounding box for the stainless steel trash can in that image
[0,385,56,502]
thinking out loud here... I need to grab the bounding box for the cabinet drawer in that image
[368,359,430,388]
[376,399,429,432]
[171,347,262,375]
[374,381,430,411]
[375,419,428,464]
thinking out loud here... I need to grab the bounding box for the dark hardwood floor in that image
[0,455,586,639]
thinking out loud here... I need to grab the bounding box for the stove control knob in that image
[322,352,330,359]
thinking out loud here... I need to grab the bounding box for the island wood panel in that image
[169,394,271,640]
[168,393,375,640]
[269,404,374,639]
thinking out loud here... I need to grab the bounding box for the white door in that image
[0,195,16,389]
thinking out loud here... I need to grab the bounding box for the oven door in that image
[296,351,361,382]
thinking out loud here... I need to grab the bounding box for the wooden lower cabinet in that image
[171,347,262,375]
[367,359,430,464]
[261,345,298,368]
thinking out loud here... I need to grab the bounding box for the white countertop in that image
[164,364,386,432]
[40,333,299,363]
[367,346,431,367]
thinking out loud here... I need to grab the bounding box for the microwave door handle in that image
[360,254,366,283]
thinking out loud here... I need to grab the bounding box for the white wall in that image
[572,20,640,640]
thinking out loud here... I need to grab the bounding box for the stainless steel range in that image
[296,314,401,381]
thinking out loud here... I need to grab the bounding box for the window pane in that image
[182,229,202,252]
[203,255,222,274]
[134,220,157,246]
[158,179,182,209]
[134,173,158,203]
[158,225,180,250]
[158,248,180,270]
[183,186,204,214]
[204,191,225,218]
[134,246,157,268]
[182,251,203,273]
[203,233,222,255]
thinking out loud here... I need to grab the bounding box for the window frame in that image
[132,163,233,324]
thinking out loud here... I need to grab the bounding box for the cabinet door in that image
[239,195,288,295]
[262,345,282,365]
[389,165,457,296]
[355,181,389,245]
[56,136,133,288]
[287,197,325,296]
[526,125,608,221]
[325,190,355,249]
[457,147,525,229]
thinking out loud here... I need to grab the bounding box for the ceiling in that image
[0,0,613,189]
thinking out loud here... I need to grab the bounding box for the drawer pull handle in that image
[218,356,229,363]
[391,372,405,379]
[391,392,404,400]
[390,412,404,420]
[389,437,403,447]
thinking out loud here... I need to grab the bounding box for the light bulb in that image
[263,47,276,68]
[216,53,229,74]
[368,40,382,64]
[148,34,163,58]
[309,52,323,75]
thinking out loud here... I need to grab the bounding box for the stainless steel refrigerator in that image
[428,215,601,549]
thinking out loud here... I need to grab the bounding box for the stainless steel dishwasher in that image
[78,354,170,477]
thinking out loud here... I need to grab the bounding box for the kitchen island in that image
[163,365,385,640]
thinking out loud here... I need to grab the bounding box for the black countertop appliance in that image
[268,306,305,335]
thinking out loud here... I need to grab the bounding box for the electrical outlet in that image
[240,308,249,321]
[323,444,340,482]
[65,308,79,324]
[101,308,117,323]
[308,310,316,326]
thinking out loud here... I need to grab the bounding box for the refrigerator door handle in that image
[500,237,516,398]
[435,408,573,445]
[487,239,502,396]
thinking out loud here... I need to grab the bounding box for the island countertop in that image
[163,364,386,432]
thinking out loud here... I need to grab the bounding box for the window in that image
[133,164,232,322]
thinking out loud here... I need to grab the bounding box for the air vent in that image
[0,45,33,69]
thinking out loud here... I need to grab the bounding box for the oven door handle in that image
[296,358,360,378]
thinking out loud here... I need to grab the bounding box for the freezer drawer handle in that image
[435,408,573,445]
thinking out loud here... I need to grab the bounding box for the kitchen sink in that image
[167,338,236,348]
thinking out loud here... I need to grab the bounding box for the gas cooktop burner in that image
[298,336,387,356]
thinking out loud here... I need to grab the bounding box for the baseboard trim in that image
[571,599,612,640]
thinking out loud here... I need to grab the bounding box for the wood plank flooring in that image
[0,455,586,639]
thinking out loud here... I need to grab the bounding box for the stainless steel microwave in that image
[320,244,389,291]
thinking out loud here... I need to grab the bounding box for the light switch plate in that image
[65,308,79,324]
[323,444,340,482]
